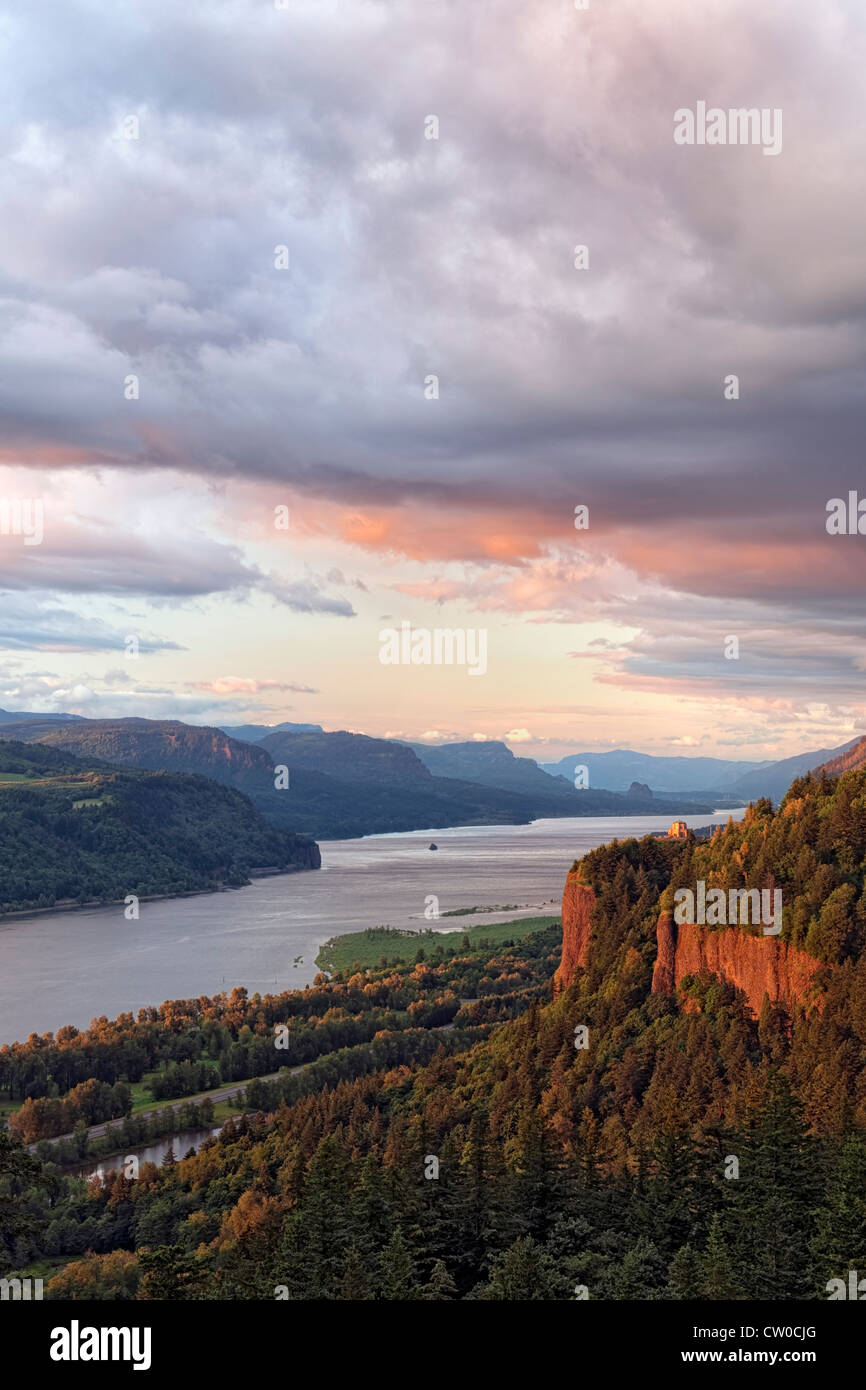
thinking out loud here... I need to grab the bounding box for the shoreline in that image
[321,803,742,844]
[0,865,314,925]
[1,807,743,924]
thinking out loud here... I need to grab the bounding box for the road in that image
[27,1065,302,1153]
[27,1019,460,1155]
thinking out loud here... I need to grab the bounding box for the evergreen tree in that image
[379,1227,418,1300]
[668,1243,702,1299]
[701,1215,738,1299]
[272,1136,354,1299]
[480,1236,565,1300]
[811,1133,866,1288]
[731,1073,820,1299]
[612,1236,666,1300]
[421,1258,458,1300]
[338,1248,375,1300]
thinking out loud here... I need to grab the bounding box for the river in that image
[69,1128,224,1182]
[0,808,742,1044]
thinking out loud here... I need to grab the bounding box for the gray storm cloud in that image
[2,0,866,710]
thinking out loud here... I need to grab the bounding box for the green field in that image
[1,1067,281,1142]
[0,1095,22,1122]
[315,914,559,973]
[128,1071,227,1115]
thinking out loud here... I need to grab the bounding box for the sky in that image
[1,0,866,762]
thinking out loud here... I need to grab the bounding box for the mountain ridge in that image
[0,715,714,838]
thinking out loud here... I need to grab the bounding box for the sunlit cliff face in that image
[554,874,826,1017]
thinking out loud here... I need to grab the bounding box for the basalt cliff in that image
[555,872,825,1016]
[649,909,825,1017]
[553,871,595,989]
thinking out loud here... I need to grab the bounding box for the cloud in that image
[1,0,863,575]
[0,468,358,622]
[187,677,318,695]
[2,0,866,753]
[0,668,314,726]
[260,576,355,616]
[0,593,183,654]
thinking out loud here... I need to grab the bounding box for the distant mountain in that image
[729,737,862,803]
[219,722,324,742]
[0,708,84,725]
[0,717,274,785]
[0,739,320,914]
[268,730,717,816]
[261,730,433,785]
[4,719,530,837]
[408,740,577,799]
[539,749,766,794]
[2,716,714,840]
[813,736,866,779]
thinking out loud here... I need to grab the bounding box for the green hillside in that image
[0,741,320,913]
[5,766,866,1302]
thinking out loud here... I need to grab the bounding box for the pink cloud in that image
[187,677,316,695]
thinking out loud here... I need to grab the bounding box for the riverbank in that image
[0,866,317,924]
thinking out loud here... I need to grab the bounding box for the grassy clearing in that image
[129,1079,157,1113]
[15,1256,71,1282]
[213,1098,244,1122]
[315,914,560,973]
[127,1070,271,1118]
[0,1096,23,1122]
[1,1070,277,1141]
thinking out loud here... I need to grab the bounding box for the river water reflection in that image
[69,1127,224,1182]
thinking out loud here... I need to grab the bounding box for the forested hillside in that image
[4,768,866,1300]
[0,742,320,913]
[664,769,866,962]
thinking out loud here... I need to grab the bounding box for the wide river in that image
[0,809,741,1044]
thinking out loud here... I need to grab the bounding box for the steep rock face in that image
[554,873,595,991]
[651,915,824,1016]
[652,910,677,995]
